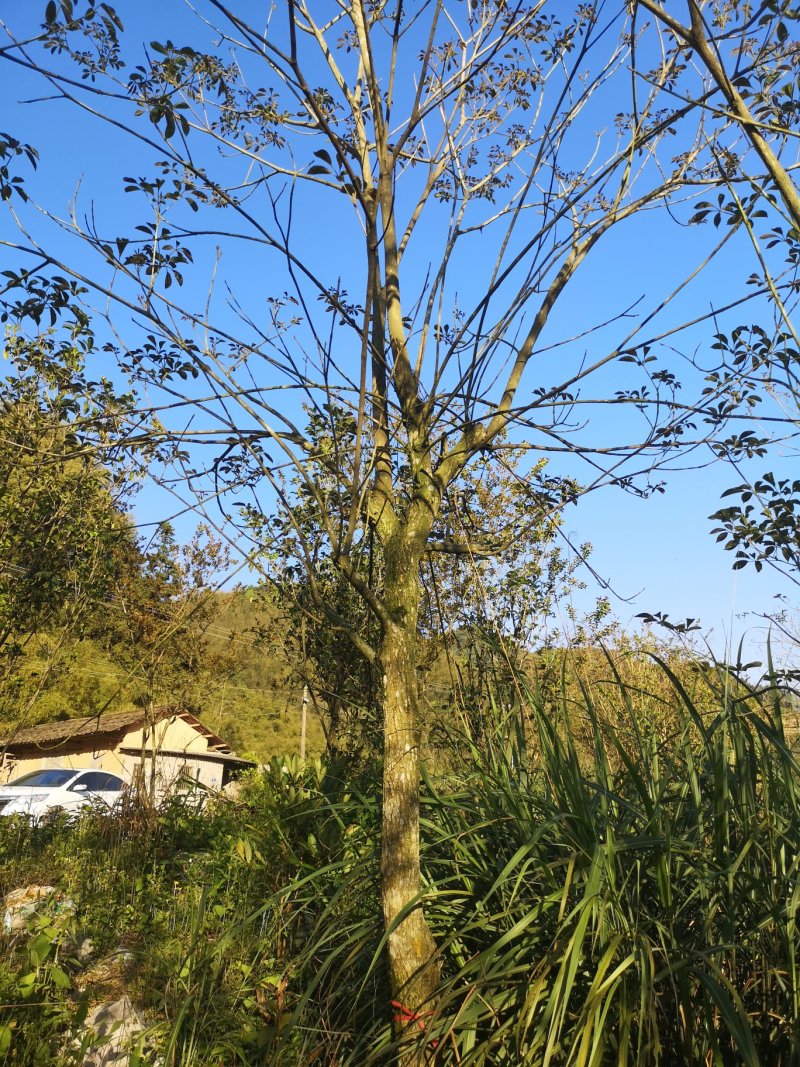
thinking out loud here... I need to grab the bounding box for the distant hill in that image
[0,588,325,763]
[192,590,326,760]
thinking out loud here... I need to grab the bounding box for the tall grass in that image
[2,658,800,1064]
[411,658,800,1065]
[283,658,800,1065]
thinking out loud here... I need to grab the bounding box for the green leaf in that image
[0,1022,13,1055]
[17,971,38,996]
[49,964,71,989]
[100,4,124,31]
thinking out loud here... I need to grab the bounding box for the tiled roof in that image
[0,707,235,755]
[0,709,148,747]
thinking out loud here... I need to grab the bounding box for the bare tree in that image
[0,0,795,1040]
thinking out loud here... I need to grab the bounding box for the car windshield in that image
[5,769,75,788]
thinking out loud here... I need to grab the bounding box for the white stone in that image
[2,885,57,933]
[77,936,95,960]
[80,996,144,1067]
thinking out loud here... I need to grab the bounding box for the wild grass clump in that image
[1,657,799,1065]
[409,659,800,1065]
[279,659,800,1065]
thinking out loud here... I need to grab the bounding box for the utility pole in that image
[300,614,308,761]
[300,684,308,761]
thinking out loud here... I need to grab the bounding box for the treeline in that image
[0,365,324,757]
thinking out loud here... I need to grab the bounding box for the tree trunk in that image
[379,535,440,1054]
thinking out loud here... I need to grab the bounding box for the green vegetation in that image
[194,592,326,760]
[5,0,800,1016]
[0,357,322,760]
[2,657,799,1064]
[0,353,136,726]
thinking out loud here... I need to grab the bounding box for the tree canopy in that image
[0,329,138,715]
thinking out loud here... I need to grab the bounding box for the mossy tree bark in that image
[379,526,440,1022]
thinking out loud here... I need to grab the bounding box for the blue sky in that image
[1,1,798,664]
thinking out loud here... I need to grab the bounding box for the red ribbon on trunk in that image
[390,1000,439,1049]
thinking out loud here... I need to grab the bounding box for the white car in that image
[0,768,126,821]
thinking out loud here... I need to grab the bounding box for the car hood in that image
[0,786,54,797]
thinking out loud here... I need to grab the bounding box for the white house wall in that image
[121,716,210,756]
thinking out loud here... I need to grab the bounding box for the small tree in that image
[263,413,581,758]
[91,520,241,795]
[102,522,233,698]
[1,0,796,1029]
[0,326,138,723]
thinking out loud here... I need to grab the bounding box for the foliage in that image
[96,522,237,714]
[259,410,581,758]
[528,629,719,757]
[0,655,799,1064]
[251,406,384,757]
[0,587,324,761]
[0,334,139,726]
[412,671,799,1065]
[712,473,800,579]
[634,2,800,595]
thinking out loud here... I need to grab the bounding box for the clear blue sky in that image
[1,1,798,665]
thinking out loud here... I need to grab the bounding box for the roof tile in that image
[0,707,237,758]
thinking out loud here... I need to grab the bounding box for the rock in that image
[77,936,96,960]
[3,885,57,933]
[222,778,243,800]
[79,996,144,1067]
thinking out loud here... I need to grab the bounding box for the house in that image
[0,707,254,791]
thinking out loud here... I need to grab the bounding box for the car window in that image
[94,773,124,791]
[7,769,74,788]
[69,771,125,792]
[69,772,105,791]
